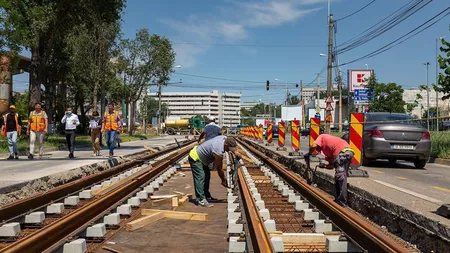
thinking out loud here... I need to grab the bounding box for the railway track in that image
[231,138,416,253]
[0,140,195,253]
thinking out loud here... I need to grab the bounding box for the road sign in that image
[325,95,334,103]
[315,107,320,113]
[325,103,334,111]
[354,88,373,105]
[325,113,332,122]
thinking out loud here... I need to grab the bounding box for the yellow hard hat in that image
[9,105,16,109]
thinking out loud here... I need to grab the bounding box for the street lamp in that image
[423,62,430,130]
[317,54,327,109]
[365,64,369,70]
[436,36,445,132]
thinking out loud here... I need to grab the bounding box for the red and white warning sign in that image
[325,103,334,111]
[325,95,334,103]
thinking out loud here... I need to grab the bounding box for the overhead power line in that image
[335,0,376,22]
[173,72,298,84]
[336,0,431,55]
[172,42,326,48]
[340,6,450,66]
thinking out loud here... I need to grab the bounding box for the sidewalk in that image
[0,136,184,197]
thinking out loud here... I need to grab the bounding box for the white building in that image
[241,101,259,111]
[302,87,327,102]
[149,90,241,127]
[403,88,450,118]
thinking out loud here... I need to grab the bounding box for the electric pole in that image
[300,80,304,128]
[157,82,162,134]
[316,73,320,108]
[424,62,430,131]
[338,69,343,133]
[325,14,334,134]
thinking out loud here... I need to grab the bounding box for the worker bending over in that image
[188,136,237,207]
[197,116,222,201]
[304,134,354,206]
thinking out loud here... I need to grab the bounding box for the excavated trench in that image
[244,139,450,253]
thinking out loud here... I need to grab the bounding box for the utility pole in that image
[424,62,430,131]
[325,14,334,134]
[338,69,343,132]
[157,82,162,134]
[316,73,320,108]
[300,80,304,128]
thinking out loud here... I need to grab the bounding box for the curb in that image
[429,157,450,166]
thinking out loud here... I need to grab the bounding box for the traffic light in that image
[266,80,270,91]
[295,84,299,88]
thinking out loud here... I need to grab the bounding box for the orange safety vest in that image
[2,113,21,136]
[104,111,119,131]
[29,111,46,132]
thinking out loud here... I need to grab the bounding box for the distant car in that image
[265,125,279,139]
[341,112,431,169]
[300,127,324,136]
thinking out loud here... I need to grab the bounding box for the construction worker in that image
[197,116,222,202]
[89,111,102,156]
[304,134,354,207]
[27,102,48,159]
[61,107,80,159]
[1,105,21,160]
[101,103,122,158]
[188,136,236,207]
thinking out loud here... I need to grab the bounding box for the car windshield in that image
[366,114,420,126]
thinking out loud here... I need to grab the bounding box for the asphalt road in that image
[277,133,450,203]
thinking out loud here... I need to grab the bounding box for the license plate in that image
[391,144,415,150]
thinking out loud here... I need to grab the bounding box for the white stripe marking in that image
[373,180,442,204]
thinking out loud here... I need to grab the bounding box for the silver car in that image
[343,112,431,169]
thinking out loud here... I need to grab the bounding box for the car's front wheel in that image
[414,159,427,169]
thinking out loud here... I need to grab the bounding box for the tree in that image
[139,96,168,125]
[406,93,422,115]
[367,74,406,113]
[12,91,28,119]
[287,93,299,105]
[437,36,450,99]
[117,29,176,135]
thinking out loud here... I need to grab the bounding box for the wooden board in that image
[150,194,178,200]
[142,209,208,221]
[144,145,159,153]
[102,246,124,253]
[94,167,150,196]
[179,194,192,205]
[276,233,326,245]
[171,197,179,207]
[126,212,164,231]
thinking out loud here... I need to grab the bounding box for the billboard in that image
[349,69,374,92]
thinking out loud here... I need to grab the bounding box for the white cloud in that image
[162,0,326,68]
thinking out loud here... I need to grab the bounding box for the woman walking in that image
[89,111,102,156]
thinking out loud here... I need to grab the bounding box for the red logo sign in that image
[357,74,365,83]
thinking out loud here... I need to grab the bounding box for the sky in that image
[12,0,450,104]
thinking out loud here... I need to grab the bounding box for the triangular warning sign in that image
[325,113,333,122]
[325,103,334,111]
[325,95,334,103]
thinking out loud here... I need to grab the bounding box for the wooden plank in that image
[94,167,150,196]
[173,191,185,195]
[171,197,179,207]
[179,194,192,205]
[142,209,208,221]
[102,246,124,253]
[150,194,178,200]
[277,233,326,245]
[125,212,164,231]
[144,145,159,153]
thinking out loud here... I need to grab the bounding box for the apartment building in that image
[148,90,241,127]
[403,88,450,117]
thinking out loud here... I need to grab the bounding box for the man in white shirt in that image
[61,107,80,159]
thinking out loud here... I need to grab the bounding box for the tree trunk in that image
[28,45,42,112]
[93,82,98,111]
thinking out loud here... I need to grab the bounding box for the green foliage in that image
[287,93,299,105]
[437,36,450,100]
[139,96,168,121]
[117,29,176,103]
[13,91,28,118]
[430,132,450,159]
[367,74,406,113]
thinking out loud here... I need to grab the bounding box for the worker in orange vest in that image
[101,103,122,158]
[1,105,21,160]
[27,102,48,159]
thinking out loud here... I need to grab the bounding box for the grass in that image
[0,133,158,154]
[430,132,450,159]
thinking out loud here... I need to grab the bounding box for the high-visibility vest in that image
[104,111,119,131]
[29,111,46,132]
[2,113,21,135]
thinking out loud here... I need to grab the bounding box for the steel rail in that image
[1,143,195,253]
[238,138,409,253]
[0,140,194,223]
[237,165,274,253]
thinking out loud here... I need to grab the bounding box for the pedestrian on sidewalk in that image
[304,134,354,207]
[115,128,121,148]
[89,110,102,156]
[1,105,21,160]
[27,102,48,159]
[101,103,122,158]
[197,116,222,202]
[188,136,236,207]
[61,107,80,159]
